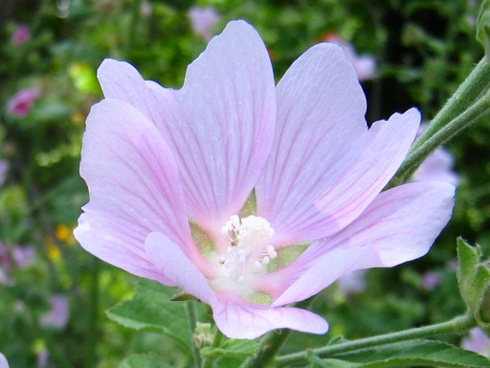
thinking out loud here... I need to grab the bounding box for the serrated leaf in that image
[201,339,259,358]
[457,238,490,326]
[107,279,196,353]
[119,353,173,368]
[307,339,490,368]
[477,0,490,59]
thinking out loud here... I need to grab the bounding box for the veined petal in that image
[168,20,276,233]
[98,21,276,235]
[145,232,217,304]
[256,43,369,245]
[266,181,454,306]
[74,99,202,283]
[262,103,420,246]
[213,301,328,340]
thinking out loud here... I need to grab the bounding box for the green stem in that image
[186,301,202,367]
[394,87,490,183]
[416,57,490,150]
[275,313,476,367]
[391,57,490,185]
[239,297,316,368]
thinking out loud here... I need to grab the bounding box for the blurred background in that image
[0,0,489,367]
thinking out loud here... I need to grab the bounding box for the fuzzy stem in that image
[275,313,476,367]
[392,57,490,184]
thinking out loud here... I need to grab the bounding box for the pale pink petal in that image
[145,232,217,304]
[413,147,459,185]
[98,21,276,235]
[257,43,368,245]
[213,302,328,340]
[168,20,275,232]
[258,43,420,246]
[0,353,9,368]
[74,99,201,284]
[266,181,454,306]
[145,231,328,339]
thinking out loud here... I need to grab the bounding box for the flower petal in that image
[145,232,217,304]
[74,99,201,284]
[213,301,328,340]
[261,98,420,245]
[145,231,328,339]
[267,181,454,306]
[98,21,276,235]
[168,20,276,232]
[256,43,369,245]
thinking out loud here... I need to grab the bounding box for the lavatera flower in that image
[74,20,455,339]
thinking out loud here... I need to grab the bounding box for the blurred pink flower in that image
[413,125,459,186]
[336,270,367,295]
[75,20,454,339]
[41,295,70,329]
[324,33,377,81]
[422,271,441,290]
[0,243,35,285]
[6,87,40,117]
[462,328,490,357]
[37,349,49,368]
[188,6,220,41]
[0,161,7,186]
[0,353,9,368]
[12,24,30,46]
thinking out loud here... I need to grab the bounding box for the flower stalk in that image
[393,57,490,184]
[274,313,476,367]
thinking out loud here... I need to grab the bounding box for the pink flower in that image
[188,6,220,41]
[6,88,40,117]
[422,271,441,290]
[0,353,9,368]
[0,161,7,186]
[41,295,70,329]
[324,34,376,81]
[462,328,490,357]
[12,24,30,46]
[74,21,454,339]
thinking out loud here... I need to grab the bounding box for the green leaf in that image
[307,339,490,368]
[201,339,259,359]
[477,0,490,59]
[107,279,200,353]
[457,238,490,326]
[119,353,173,368]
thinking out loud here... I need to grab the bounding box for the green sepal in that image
[306,339,490,368]
[457,238,490,327]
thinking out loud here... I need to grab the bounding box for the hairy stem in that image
[275,313,476,366]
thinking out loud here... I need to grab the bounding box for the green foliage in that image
[307,339,490,368]
[200,338,259,359]
[119,353,173,368]
[457,238,490,327]
[107,279,204,355]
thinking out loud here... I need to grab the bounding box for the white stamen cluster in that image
[217,215,276,285]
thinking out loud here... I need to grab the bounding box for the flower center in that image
[209,215,277,300]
